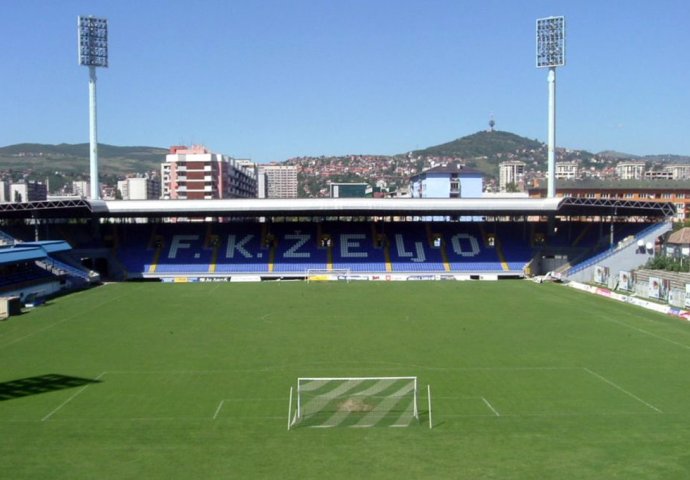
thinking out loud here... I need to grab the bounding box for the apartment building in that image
[409,163,483,198]
[10,181,48,203]
[528,180,690,222]
[555,161,580,180]
[117,177,161,200]
[161,145,257,200]
[499,160,526,192]
[616,161,646,180]
[0,180,9,202]
[257,164,298,199]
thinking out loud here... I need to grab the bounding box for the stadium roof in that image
[0,196,675,220]
[19,241,72,254]
[530,179,690,190]
[0,246,48,265]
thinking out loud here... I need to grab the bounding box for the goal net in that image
[289,377,419,428]
[305,269,351,283]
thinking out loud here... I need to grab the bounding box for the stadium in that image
[3,196,690,478]
[0,195,675,284]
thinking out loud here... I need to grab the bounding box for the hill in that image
[643,154,690,164]
[596,150,640,160]
[286,130,600,196]
[410,130,544,158]
[0,143,167,177]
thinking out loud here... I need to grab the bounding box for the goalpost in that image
[305,268,351,283]
[288,376,425,429]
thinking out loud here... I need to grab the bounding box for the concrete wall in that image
[565,222,672,284]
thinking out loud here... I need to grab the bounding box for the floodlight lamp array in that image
[78,16,108,68]
[536,16,565,68]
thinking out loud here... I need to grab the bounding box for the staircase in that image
[563,222,672,283]
[0,229,17,246]
[36,256,100,287]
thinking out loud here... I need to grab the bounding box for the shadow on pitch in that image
[0,374,102,401]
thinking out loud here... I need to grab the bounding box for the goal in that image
[288,376,420,429]
[305,268,351,283]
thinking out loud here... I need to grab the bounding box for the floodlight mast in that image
[78,16,108,200]
[536,16,565,199]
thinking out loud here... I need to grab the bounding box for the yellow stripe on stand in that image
[572,223,591,247]
[494,235,510,271]
[148,246,161,273]
[440,238,451,272]
[268,242,276,273]
[327,243,333,271]
[208,245,218,273]
[384,242,392,273]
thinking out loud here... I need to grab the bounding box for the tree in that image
[505,182,521,193]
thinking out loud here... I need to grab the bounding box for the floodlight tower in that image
[78,16,108,200]
[536,16,565,198]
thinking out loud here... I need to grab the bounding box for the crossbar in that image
[298,376,416,382]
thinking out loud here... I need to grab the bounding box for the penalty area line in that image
[482,397,500,417]
[42,372,106,422]
[583,367,663,413]
[212,400,225,420]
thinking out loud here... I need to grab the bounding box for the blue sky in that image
[1,0,689,162]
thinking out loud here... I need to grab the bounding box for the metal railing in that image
[0,229,17,245]
[37,257,99,284]
[564,223,668,277]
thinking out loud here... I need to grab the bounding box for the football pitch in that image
[2,280,690,479]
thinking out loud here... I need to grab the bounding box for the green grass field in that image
[2,281,690,479]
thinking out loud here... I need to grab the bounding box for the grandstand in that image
[0,196,674,286]
[0,231,100,301]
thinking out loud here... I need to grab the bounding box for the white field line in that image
[435,411,663,418]
[212,398,286,402]
[599,316,690,352]
[482,397,500,417]
[367,364,580,372]
[98,365,582,375]
[42,372,106,422]
[119,415,286,421]
[6,411,662,424]
[0,320,73,349]
[583,367,663,413]
[212,400,225,420]
[104,368,295,374]
[0,290,127,350]
[6,415,287,424]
